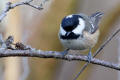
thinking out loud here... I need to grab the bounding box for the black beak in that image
[65,32,71,36]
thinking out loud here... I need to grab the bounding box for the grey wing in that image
[78,12,103,34]
[78,13,95,34]
[89,12,104,34]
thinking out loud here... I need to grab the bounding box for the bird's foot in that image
[87,48,93,63]
[61,48,69,56]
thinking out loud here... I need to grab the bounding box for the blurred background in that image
[0,0,120,80]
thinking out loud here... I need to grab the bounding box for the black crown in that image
[61,15,83,32]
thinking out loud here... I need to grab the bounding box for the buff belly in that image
[60,30,99,50]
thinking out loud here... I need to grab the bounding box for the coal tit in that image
[58,12,103,61]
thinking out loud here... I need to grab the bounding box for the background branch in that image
[0,0,48,22]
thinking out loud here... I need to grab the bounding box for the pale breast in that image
[83,30,99,48]
[59,30,99,50]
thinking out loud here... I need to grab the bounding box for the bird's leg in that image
[87,48,93,63]
[61,48,70,56]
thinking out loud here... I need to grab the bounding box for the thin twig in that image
[73,28,120,80]
[0,0,48,22]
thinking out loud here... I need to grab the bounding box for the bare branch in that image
[0,34,119,70]
[74,28,120,80]
[0,49,119,71]
[0,0,48,22]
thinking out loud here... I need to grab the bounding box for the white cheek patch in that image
[72,18,85,34]
[66,15,73,18]
[60,25,66,35]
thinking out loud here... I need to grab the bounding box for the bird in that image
[58,12,103,62]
